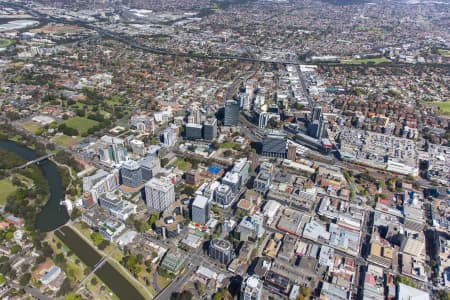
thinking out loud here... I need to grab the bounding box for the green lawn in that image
[219,142,236,149]
[174,158,192,171]
[53,135,81,147]
[62,116,99,135]
[156,273,171,289]
[0,39,14,48]
[426,101,450,115]
[438,49,450,57]
[0,178,17,205]
[105,95,123,106]
[14,174,34,188]
[21,121,42,134]
[341,57,391,65]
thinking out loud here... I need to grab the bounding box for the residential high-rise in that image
[190,108,202,125]
[232,158,250,185]
[238,215,265,242]
[253,171,271,194]
[191,195,209,224]
[214,184,233,208]
[261,131,287,158]
[241,275,263,300]
[139,155,161,182]
[222,171,240,193]
[209,238,235,265]
[160,127,177,147]
[130,139,146,156]
[203,118,218,141]
[99,135,128,165]
[258,111,269,128]
[224,99,239,126]
[144,177,175,212]
[130,115,155,134]
[250,152,259,172]
[120,160,142,188]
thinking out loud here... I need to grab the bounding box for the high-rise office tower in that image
[191,195,209,224]
[120,160,142,188]
[312,105,322,122]
[224,99,239,126]
[185,123,203,140]
[209,238,235,265]
[203,118,218,141]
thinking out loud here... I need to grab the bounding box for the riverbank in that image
[55,225,152,300]
[0,140,69,231]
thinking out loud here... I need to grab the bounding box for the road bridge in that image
[12,153,56,170]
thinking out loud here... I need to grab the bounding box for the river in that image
[0,140,146,299]
[0,140,69,231]
[55,226,146,300]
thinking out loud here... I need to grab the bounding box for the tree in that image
[147,214,159,227]
[183,185,196,197]
[4,232,13,240]
[161,158,169,167]
[194,281,205,295]
[19,273,31,285]
[396,275,417,288]
[90,232,104,247]
[54,253,66,265]
[170,291,193,300]
[91,277,98,286]
[137,221,150,233]
[223,150,232,157]
[41,242,53,257]
[212,141,220,150]
[122,255,141,275]
[35,256,46,264]
[436,290,450,300]
[10,245,21,254]
[63,291,82,300]
[71,208,81,221]
[299,286,311,299]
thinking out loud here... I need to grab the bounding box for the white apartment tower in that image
[145,177,175,212]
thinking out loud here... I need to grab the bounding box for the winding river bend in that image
[0,140,69,231]
[0,140,146,300]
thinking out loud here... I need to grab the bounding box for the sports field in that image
[0,178,17,205]
[62,117,99,135]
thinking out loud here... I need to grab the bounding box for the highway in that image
[1,2,301,66]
